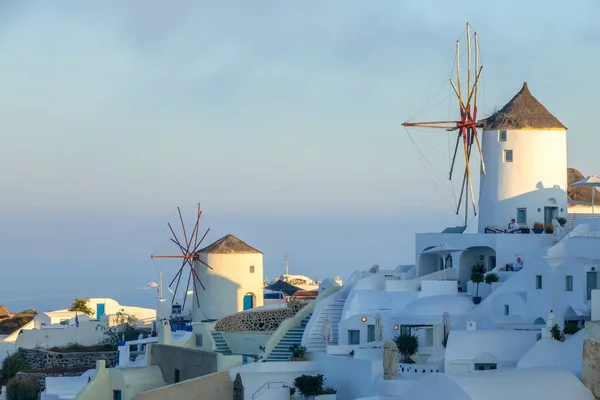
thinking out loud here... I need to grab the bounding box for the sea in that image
[0,260,158,313]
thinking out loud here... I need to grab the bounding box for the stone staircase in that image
[264,314,312,362]
[211,331,232,355]
[304,290,348,353]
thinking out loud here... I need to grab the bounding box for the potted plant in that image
[545,222,554,234]
[393,333,419,363]
[471,263,485,304]
[485,273,499,292]
[293,374,337,399]
[557,217,567,227]
[289,344,308,361]
[532,222,544,234]
[550,324,563,341]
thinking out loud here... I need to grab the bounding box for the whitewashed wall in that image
[478,128,568,233]
[194,253,264,321]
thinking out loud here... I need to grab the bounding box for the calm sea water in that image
[0,261,159,312]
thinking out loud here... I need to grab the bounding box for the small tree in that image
[6,377,39,400]
[485,273,499,286]
[394,333,419,363]
[0,353,29,386]
[98,311,140,348]
[471,264,485,297]
[68,298,94,316]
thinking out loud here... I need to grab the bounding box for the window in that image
[565,275,573,292]
[504,305,510,316]
[479,255,485,261]
[174,369,181,383]
[249,265,255,273]
[348,330,360,345]
[536,333,542,341]
[400,325,411,336]
[60,319,69,326]
[474,363,497,371]
[499,130,507,142]
[113,390,122,400]
[367,325,375,342]
[536,275,543,289]
[517,208,527,225]
[504,149,513,162]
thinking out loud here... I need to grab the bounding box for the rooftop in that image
[198,234,262,254]
[482,82,566,130]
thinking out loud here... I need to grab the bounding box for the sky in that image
[0,1,598,311]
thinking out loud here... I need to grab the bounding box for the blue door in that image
[97,303,105,319]
[243,295,253,310]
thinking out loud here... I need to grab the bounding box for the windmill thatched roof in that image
[198,234,262,254]
[482,82,566,130]
[568,168,600,205]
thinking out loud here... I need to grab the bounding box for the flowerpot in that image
[545,229,553,234]
[532,228,544,234]
[473,296,481,304]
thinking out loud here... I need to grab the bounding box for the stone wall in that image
[18,348,118,370]
[15,371,84,393]
[214,298,307,332]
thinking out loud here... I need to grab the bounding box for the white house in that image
[194,234,264,321]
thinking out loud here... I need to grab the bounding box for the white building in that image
[478,82,568,233]
[194,234,264,321]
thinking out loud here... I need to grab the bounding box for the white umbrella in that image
[571,174,600,214]
[422,244,469,280]
[383,341,398,380]
[322,315,332,350]
[375,313,384,342]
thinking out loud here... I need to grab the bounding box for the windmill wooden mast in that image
[151,203,213,313]
[402,23,486,226]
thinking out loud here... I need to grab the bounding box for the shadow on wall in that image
[481,190,567,228]
[193,273,242,321]
[150,344,218,385]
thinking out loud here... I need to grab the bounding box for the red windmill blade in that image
[402,22,486,226]
[151,203,213,313]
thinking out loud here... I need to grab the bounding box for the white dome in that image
[402,295,474,318]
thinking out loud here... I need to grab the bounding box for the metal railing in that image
[251,381,286,400]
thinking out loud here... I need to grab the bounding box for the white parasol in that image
[422,244,469,280]
[375,313,384,342]
[383,341,398,380]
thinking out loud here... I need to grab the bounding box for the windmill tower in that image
[195,234,264,321]
[403,22,485,227]
[477,82,567,232]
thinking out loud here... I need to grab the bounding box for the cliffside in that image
[567,168,599,205]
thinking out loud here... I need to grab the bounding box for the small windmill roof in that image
[482,82,566,130]
[198,234,262,254]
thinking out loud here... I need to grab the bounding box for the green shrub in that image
[0,354,29,386]
[563,322,581,335]
[6,377,40,400]
[394,333,419,363]
[292,374,335,397]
